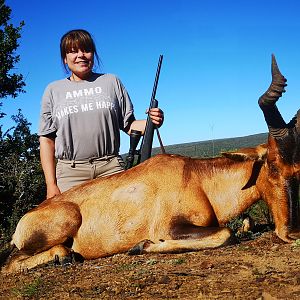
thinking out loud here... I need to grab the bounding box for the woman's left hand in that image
[148,108,164,127]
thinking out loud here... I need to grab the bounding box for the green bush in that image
[0,110,46,243]
[226,200,274,240]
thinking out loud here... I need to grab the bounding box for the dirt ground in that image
[0,231,300,300]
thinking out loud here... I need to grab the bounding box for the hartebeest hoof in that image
[54,251,84,266]
[288,230,300,240]
[53,253,72,266]
[275,229,295,243]
[128,239,154,255]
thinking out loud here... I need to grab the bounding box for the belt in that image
[58,155,118,168]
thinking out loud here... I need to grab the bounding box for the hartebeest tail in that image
[2,54,300,273]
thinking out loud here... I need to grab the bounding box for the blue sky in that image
[3,0,300,154]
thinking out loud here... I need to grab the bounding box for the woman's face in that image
[64,48,94,80]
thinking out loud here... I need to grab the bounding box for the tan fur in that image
[3,140,299,273]
[221,144,268,161]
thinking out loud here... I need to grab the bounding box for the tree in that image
[0,110,46,241]
[0,0,25,101]
[0,3,43,245]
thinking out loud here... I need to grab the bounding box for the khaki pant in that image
[56,155,125,192]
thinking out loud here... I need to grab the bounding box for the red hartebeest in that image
[2,55,300,273]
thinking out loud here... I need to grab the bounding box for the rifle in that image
[125,55,163,169]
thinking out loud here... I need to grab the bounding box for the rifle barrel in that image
[150,55,163,105]
[140,55,163,163]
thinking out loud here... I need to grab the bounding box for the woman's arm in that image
[39,136,61,199]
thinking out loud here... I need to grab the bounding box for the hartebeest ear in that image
[221,144,267,161]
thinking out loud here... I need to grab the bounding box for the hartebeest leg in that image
[3,244,71,273]
[12,201,82,252]
[129,227,232,255]
[4,201,83,273]
[263,177,298,243]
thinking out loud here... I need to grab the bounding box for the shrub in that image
[0,110,46,243]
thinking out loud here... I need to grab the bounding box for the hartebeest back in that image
[2,55,300,273]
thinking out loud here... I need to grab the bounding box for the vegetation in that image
[0,110,46,242]
[152,132,268,158]
[0,1,46,245]
[11,277,43,298]
[0,0,25,104]
[227,199,274,242]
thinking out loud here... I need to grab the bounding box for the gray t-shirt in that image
[39,73,135,160]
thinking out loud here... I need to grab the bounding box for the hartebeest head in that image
[259,54,300,228]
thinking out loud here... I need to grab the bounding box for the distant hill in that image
[122,132,269,161]
[151,132,268,158]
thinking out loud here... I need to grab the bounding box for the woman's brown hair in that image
[60,29,100,72]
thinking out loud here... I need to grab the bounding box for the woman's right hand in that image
[46,183,61,199]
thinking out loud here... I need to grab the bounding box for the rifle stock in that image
[139,55,163,163]
[125,129,142,169]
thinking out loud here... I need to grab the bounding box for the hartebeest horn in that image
[258,54,287,106]
[259,55,289,138]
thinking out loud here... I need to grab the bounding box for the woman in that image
[39,29,164,199]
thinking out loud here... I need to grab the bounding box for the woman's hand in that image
[148,108,164,127]
[46,183,61,199]
[126,108,165,135]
